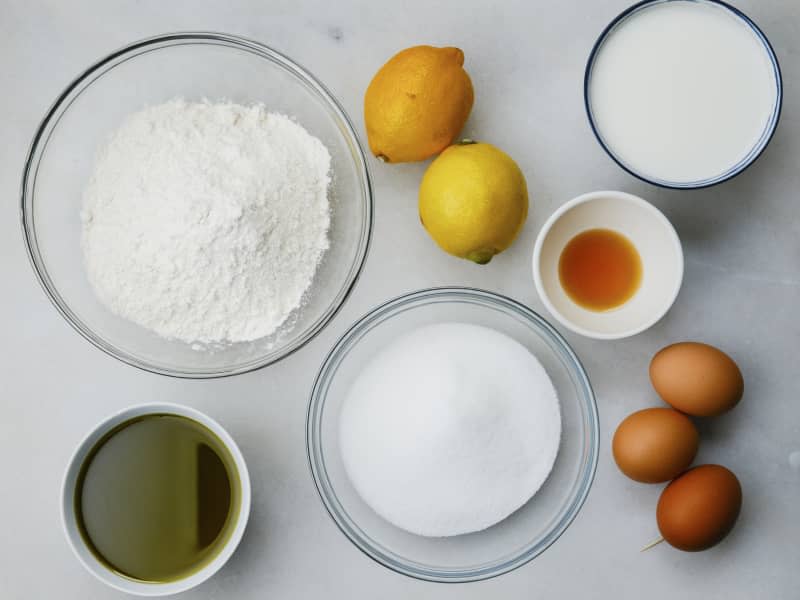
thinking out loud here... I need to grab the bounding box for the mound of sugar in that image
[339,322,561,537]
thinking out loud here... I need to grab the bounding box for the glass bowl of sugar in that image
[21,32,372,377]
[307,288,599,582]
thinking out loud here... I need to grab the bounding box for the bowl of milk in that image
[585,0,782,189]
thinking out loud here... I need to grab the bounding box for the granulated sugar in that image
[339,322,561,537]
[81,99,331,344]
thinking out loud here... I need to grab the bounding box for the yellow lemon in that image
[364,45,473,163]
[419,142,528,264]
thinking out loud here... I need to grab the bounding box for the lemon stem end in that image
[465,249,494,265]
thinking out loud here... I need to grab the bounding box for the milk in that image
[588,0,779,185]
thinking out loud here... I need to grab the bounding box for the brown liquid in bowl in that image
[558,228,642,311]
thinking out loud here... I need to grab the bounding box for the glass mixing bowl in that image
[307,288,599,582]
[21,32,372,378]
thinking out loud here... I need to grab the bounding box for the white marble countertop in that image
[2,1,798,598]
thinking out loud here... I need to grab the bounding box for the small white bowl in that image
[61,403,251,596]
[532,191,683,339]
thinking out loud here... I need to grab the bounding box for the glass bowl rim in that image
[583,0,783,190]
[306,286,599,583]
[20,31,374,379]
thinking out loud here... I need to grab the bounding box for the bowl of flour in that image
[22,33,372,377]
[307,288,599,582]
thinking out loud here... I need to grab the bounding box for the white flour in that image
[81,99,331,344]
[339,323,561,537]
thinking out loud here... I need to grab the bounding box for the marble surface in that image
[1,1,798,598]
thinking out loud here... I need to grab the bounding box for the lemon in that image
[364,45,473,163]
[419,142,528,264]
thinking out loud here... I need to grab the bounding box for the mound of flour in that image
[339,322,562,537]
[81,99,331,344]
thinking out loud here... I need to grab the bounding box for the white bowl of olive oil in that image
[61,403,251,596]
[533,190,683,340]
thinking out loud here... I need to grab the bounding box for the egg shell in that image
[657,464,742,552]
[650,342,743,416]
[612,407,698,483]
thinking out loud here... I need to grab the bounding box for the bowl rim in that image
[583,0,784,190]
[20,31,373,379]
[532,190,684,340]
[306,287,599,583]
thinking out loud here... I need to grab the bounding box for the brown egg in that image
[657,464,742,551]
[612,407,698,483]
[650,342,743,416]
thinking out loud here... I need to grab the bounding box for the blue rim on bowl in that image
[307,287,599,582]
[20,32,373,378]
[584,0,783,190]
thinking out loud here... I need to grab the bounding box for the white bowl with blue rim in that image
[584,0,782,189]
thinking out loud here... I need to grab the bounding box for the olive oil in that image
[74,415,240,583]
[558,228,642,311]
